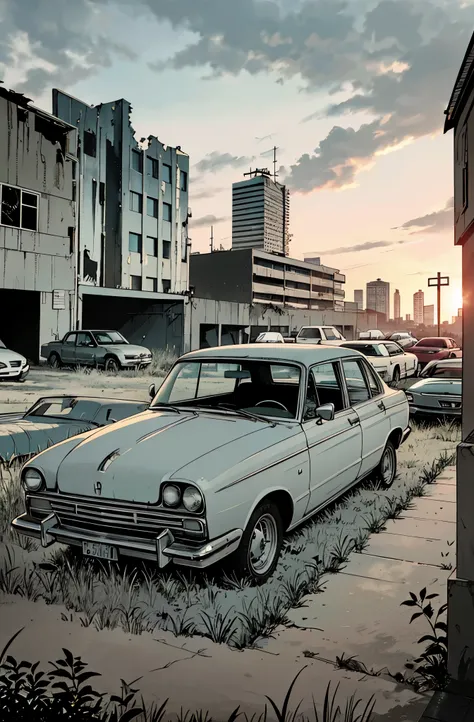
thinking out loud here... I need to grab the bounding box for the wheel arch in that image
[243,487,295,533]
[387,427,403,450]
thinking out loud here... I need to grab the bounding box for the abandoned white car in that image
[12,345,411,582]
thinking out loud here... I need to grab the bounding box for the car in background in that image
[0,396,149,461]
[340,340,418,384]
[12,344,410,583]
[406,359,462,418]
[0,339,29,382]
[410,337,462,372]
[385,332,418,349]
[296,326,346,345]
[359,330,385,340]
[41,330,152,373]
[255,332,285,343]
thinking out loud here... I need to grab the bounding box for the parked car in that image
[359,330,385,340]
[41,330,152,372]
[406,359,462,418]
[13,344,411,582]
[255,332,285,343]
[0,339,29,382]
[0,396,149,461]
[296,326,346,345]
[410,337,462,372]
[384,332,418,349]
[340,340,418,384]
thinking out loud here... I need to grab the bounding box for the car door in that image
[382,342,405,378]
[341,357,391,478]
[61,332,78,364]
[75,332,97,366]
[302,360,362,514]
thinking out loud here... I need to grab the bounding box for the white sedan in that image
[341,340,418,384]
[0,339,29,382]
[12,344,410,583]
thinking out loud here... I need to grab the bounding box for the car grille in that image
[49,498,191,541]
[438,400,461,409]
[10,361,21,368]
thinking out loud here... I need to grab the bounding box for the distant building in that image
[413,290,425,324]
[190,249,346,310]
[406,314,411,322]
[458,307,463,317]
[394,289,401,321]
[354,289,364,310]
[424,304,435,326]
[232,170,290,255]
[0,85,77,361]
[366,278,390,319]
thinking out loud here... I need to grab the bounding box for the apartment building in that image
[413,289,425,324]
[394,289,401,321]
[366,278,390,319]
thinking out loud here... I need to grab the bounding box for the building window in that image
[163,240,171,259]
[130,191,143,213]
[163,164,172,184]
[146,277,158,292]
[131,150,143,173]
[129,232,142,254]
[163,202,172,222]
[162,279,171,292]
[0,184,39,231]
[147,156,158,178]
[145,236,158,256]
[180,170,188,192]
[147,196,158,218]
[130,275,142,290]
[83,130,96,157]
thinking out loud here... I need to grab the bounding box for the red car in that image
[411,337,462,372]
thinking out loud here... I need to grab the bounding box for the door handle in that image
[377,401,385,411]
[348,416,360,426]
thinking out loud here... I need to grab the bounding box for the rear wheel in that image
[375,440,397,489]
[392,366,400,385]
[229,501,283,584]
[48,352,61,369]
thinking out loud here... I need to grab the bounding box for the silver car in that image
[41,330,152,373]
[406,359,462,417]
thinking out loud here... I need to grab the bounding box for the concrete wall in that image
[184,298,250,353]
[190,250,253,303]
[0,92,76,357]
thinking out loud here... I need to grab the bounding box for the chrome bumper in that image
[11,513,242,569]
[401,426,412,444]
[409,405,461,417]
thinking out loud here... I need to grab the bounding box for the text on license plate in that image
[82,541,118,561]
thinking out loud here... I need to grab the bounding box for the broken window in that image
[162,279,171,292]
[83,130,96,158]
[0,184,39,231]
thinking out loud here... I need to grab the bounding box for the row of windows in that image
[0,183,39,232]
[130,275,171,292]
[129,232,171,259]
[130,150,188,191]
[129,192,172,221]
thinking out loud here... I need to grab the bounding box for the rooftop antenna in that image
[210,225,214,253]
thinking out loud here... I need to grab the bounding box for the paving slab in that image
[433,469,456,486]
[362,533,447,568]
[383,517,455,541]
[424,483,457,501]
[401,498,456,524]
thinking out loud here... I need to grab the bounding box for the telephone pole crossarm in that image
[428,272,450,336]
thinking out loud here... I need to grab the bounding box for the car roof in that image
[342,340,385,346]
[182,343,359,364]
[428,358,462,366]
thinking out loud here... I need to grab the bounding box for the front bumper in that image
[409,404,461,418]
[121,358,153,369]
[0,363,29,379]
[11,512,243,569]
[401,426,411,445]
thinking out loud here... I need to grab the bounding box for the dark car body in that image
[410,337,462,371]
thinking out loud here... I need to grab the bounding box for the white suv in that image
[295,326,346,345]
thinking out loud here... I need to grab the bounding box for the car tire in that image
[104,355,121,373]
[392,366,400,385]
[375,440,397,489]
[48,353,61,369]
[230,501,283,584]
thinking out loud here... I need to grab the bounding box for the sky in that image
[1,0,471,320]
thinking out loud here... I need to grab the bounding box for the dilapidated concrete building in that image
[52,90,191,352]
[0,84,77,361]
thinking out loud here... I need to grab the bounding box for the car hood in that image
[104,344,151,355]
[53,410,287,503]
[0,348,26,362]
[410,379,462,395]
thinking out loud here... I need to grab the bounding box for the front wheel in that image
[48,353,61,369]
[375,440,397,489]
[104,356,120,373]
[230,502,283,584]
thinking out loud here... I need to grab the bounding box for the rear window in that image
[342,344,384,357]
[432,367,462,378]
[417,338,447,348]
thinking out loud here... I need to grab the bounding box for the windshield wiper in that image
[216,403,276,426]
[150,403,182,414]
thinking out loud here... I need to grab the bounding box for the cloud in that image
[393,197,454,234]
[317,239,410,255]
[190,186,227,200]
[190,214,229,228]
[195,151,255,174]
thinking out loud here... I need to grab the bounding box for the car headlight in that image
[183,486,203,513]
[406,393,413,402]
[23,468,44,492]
[162,484,181,507]
[0,362,6,369]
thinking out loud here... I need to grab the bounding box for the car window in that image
[384,343,402,356]
[342,343,384,357]
[362,360,383,397]
[323,327,338,340]
[432,367,462,378]
[76,332,92,347]
[196,363,238,398]
[64,333,77,345]
[309,362,345,413]
[298,327,321,340]
[418,338,446,348]
[342,359,371,405]
[93,331,128,345]
[271,364,300,383]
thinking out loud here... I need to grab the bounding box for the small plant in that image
[362,511,386,534]
[401,587,449,692]
[200,606,238,645]
[353,529,370,553]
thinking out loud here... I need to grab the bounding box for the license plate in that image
[82,541,118,561]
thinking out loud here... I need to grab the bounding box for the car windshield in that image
[417,338,446,348]
[431,367,462,379]
[26,397,100,424]
[152,359,302,419]
[342,343,384,357]
[92,331,128,345]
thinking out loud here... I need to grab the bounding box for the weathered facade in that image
[0,86,77,361]
[443,31,474,687]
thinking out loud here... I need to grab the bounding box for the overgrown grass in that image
[0,640,375,722]
[67,348,177,382]
[0,425,459,650]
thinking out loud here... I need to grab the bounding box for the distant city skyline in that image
[414,290,425,325]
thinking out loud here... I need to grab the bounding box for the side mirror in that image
[316,403,335,423]
[149,383,156,400]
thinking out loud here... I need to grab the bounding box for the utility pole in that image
[428,272,450,336]
[210,225,214,253]
[273,146,278,183]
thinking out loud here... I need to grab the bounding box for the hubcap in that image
[381,448,394,485]
[249,514,278,575]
